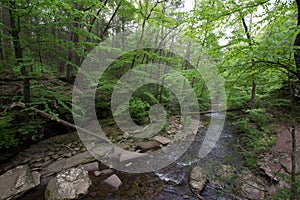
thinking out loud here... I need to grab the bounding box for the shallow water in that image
[105,117,243,200]
[20,116,243,200]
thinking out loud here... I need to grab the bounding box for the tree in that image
[6,0,31,103]
[294,0,300,83]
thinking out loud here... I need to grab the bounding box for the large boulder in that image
[189,166,207,192]
[0,165,40,200]
[45,167,91,200]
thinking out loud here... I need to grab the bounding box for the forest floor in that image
[0,116,298,199]
[259,124,300,192]
[1,74,299,199]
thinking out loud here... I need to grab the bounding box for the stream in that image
[17,115,243,200]
[100,115,243,200]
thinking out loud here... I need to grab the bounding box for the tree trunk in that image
[1,5,13,72]
[290,125,296,200]
[8,1,30,103]
[242,17,256,108]
[294,0,300,83]
[251,80,256,109]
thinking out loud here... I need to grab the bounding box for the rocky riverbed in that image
[0,117,298,199]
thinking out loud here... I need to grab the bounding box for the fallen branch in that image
[189,107,248,115]
[7,102,111,143]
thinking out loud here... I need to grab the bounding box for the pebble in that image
[93,171,101,177]
[52,155,59,160]
[44,156,50,161]
[103,174,122,191]
[82,162,99,172]
[63,153,72,158]
[47,152,55,156]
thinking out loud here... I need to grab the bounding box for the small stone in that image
[89,191,97,198]
[154,136,171,145]
[51,155,59,160]
[100,169,114,178]
[31,162,44,168]
[125,162,132,167]
[74,147,80,151]
[93,171,102,177]
[63,153,72,158]
[32,171,41,185]
[47,152,55,156]
[44,156,50,161]
[82,162,99,172]
[136,141,161,153]
[103,174,122,191]
[189,166,207,192]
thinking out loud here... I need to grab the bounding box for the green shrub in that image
[0,114,18,149]
[114,97,150,125]
[233,108,277,168]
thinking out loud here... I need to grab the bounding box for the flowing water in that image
[19,115,243,200]
[104,115,243,200]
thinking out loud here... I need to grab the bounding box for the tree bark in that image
[294,0,300,83]
[8,1,30,103]
[242,17,256,108]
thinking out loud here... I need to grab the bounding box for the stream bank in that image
[0,115,293,199]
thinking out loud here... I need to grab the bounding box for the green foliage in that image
[129,98,151,124]
[29,79,73,120]
[115,97,150,125]
[0,114,18,149]
[272,173,300,199]
[233,108,277,167]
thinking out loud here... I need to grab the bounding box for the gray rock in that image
[0,165,40,200]
[32,171,41,185]
[63,153,73,158]
[45,167,91,200]
[103,174,122,191]
[51,155,59,160]
[240,170,265,200]
[44,156,51,161]
[154,136,171,145]
[82,162,99,172]
[41,151,95,177]
[100,169,114,179]
[136,141,161,152]
[74,147,80,151]
[93,171,102,177]
[189,166,207,192]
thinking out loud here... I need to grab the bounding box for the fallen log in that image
[188,107,248,115]
[7,102,110,143]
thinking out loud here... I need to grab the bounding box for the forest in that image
[0,0,300,199]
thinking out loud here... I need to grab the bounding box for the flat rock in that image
[99,169,114,179]
[41,151,95,176]
[103,174,122,191]
[136,141,161,153]
[154,136,171,145]
[240,170,265,200]
[82,162,99,172]
[189,166,207,192]
[45,167,91,200]
[0,165,40,200]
